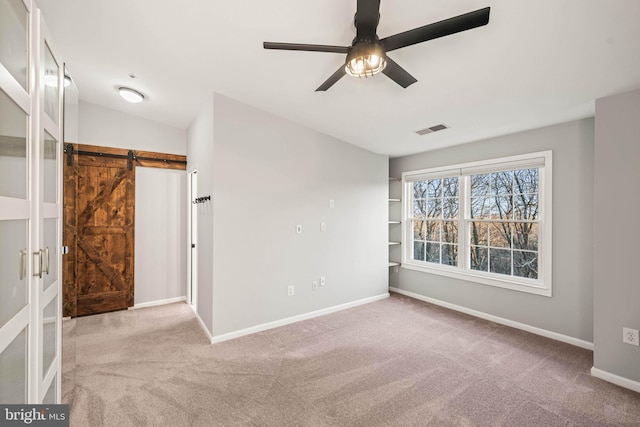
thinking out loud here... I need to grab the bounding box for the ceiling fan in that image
[263,1,490,91]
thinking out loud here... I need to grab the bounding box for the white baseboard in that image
[591,367,640,393]
[210,293,390,344]
[389,287,593,350]
[132,296,187,309]
[194,310,214,343]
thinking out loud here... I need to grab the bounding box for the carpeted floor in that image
[62,293,640,426]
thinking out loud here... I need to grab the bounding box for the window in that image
[402,151,552,296]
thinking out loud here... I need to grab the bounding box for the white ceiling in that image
[37,0,640,157]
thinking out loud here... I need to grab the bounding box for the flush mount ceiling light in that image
[118,87,145,103]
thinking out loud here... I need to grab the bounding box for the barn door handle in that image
[43,247,50,275]
[33,250,43,278]
[19,249,27,280]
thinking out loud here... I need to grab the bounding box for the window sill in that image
[401,262,552,297]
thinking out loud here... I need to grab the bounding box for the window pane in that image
[489,223,511,248]
[0,89,27,199]
[471,174,490,196]
[413,200,426,218]
[44,43,59,122]
[514,251,538,279]
[513,194,538,220]
[413,241,425,261]
[471,196,490,218]
[491,171,513,194]
[491,195,513,220]
[513,222,538,251]
[442,221,458,244]
[443,177,458,196]
[490,248,512,275]
[425,242,440,263]
[413,181,426,199]
[442,244,457,266]
[43,374,56,404]
[427,179,442,198]
[470,246,488,271]
[469,222,488,246]
[0,220,28,327]
[427,199,441,218]
[425,220,440,242]
[413,220,425,240]
[442,197,458,218]
[0,0,28,90]
[513,168,538,194]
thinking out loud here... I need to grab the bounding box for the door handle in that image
[19,249,27,280]
[43,247,50,275]
[33,250,43,278]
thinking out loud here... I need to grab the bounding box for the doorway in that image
[188,170,198,309]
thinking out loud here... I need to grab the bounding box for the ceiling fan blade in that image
[382,57,417,88]
[315,66,347,92]
[263,42,349,54]
[356,0,381,39]
[380,7,490,52]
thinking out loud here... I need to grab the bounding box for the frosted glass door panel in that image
[42,374,56,404]
[43,218,57,291]
[43,43,58,122]
[0,0,28,90]
[42,296,56,379]
[0,89,28,199]
[0,327,27,403]
[0,220,28,327]
[43,131,57,203]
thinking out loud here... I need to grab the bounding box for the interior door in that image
[64,145,135,316]
[0,0,32,404]
[0,0,63,404]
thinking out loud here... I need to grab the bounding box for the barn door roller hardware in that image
[64,145,187,171]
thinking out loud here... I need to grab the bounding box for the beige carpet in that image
[62,293,640,426]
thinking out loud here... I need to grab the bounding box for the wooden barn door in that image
[63,144,135,316]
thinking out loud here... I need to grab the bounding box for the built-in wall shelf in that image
[388,177,401,271]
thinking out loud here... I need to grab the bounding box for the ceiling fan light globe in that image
[345,43,387,78]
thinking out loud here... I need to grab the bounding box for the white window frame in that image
[401,151,552,297]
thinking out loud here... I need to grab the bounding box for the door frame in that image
[187,170,198,309]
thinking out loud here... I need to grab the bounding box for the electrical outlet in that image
[320,276,326,286]
[320,222,326,232]
[312,280,319,290]
[296,225,302,234]
[287,285,294,296]
[329,199,335,209]
[623,327,639,346]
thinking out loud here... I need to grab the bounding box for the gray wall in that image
[390,118,594,342]
[79,101,187,154]
[134,167,187,306]
[186,96,215,332]
[195,93,389,338]
[593,88,640,382]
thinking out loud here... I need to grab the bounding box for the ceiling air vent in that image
[415,124,449,136]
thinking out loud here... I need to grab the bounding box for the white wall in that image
[209,94,388,337]
[78,101,187,154]
[134,167,187,306]
[186,96,214,331]
[593,88,640,386]
[390,119,594,343]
